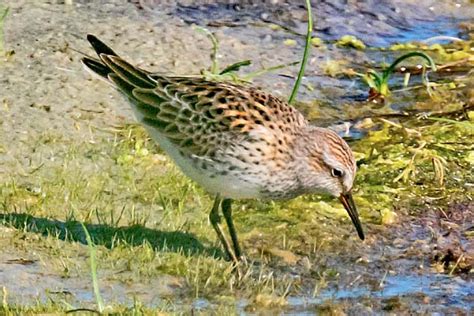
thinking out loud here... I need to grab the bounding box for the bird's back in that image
[82,35,309,199]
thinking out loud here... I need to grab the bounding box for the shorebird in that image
[82,34,365,264]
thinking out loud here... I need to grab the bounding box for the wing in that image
[82,35,307,157]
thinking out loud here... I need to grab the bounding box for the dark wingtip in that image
[86,34,97,43]
[82,57,110,79]
[86,34,118,57]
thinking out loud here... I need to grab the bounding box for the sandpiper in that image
[82,35,365,264]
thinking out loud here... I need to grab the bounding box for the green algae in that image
[336,35,366,50]
[310,37,324,47]
[352,117,473,217]
[389,43,419,51]
[0,125,319,312]
[283,39,297,46]
[388,39,474,64]
[321,59,349,77]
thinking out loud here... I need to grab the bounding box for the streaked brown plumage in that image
[82,34,364,264]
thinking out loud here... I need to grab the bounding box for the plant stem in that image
[209,33,219,75]
[219,60,251,75]
[194,26,219,74]
[81,223,105,313]
[382,51,436,83]
[288,0,312,104]
[242,61,299,81]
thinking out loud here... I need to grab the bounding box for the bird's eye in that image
[331,168,343,177]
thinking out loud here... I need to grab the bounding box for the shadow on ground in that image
[0,212,223,259]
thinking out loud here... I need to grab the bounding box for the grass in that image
[0,6,8,56]
[81,223,105,313]
[0,125,328,312]
[1,107,472,312]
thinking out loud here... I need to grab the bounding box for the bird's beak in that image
[339,192,365,240]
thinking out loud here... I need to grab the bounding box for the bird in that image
[82,34,365,264]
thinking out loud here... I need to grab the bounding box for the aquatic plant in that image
[193,0,313,103]
[288,0,312,104]
[362,51,437,103]
[194,26,251,79]
[194,26,300,84]
[195,0,313,104]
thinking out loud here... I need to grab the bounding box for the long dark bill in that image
[339,192,365,240]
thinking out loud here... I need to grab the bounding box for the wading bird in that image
[82,35,365,264]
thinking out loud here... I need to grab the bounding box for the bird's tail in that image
[81,34,118,80]
[81,34,156,93]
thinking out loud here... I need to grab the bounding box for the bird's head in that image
[296,127,364,240]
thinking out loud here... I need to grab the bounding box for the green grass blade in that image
[367,70,383,89]
[81,223,105,313]
[382,51,437,83]
[288,0,312,104]
[219,60,252,75]
[241,61,299,81]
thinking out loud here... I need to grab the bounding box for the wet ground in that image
[0,0,473,314]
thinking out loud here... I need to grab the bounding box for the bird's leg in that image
[221,199,243,261]
[209,196,238,263]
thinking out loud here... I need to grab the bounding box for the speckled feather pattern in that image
[83,36,357,201]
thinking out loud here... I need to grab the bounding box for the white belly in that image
[144,126,262,200]
[130,106,301,200]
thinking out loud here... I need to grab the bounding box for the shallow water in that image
[187,274,473,313]
[386,19,467,45]
[290,274,473,308]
